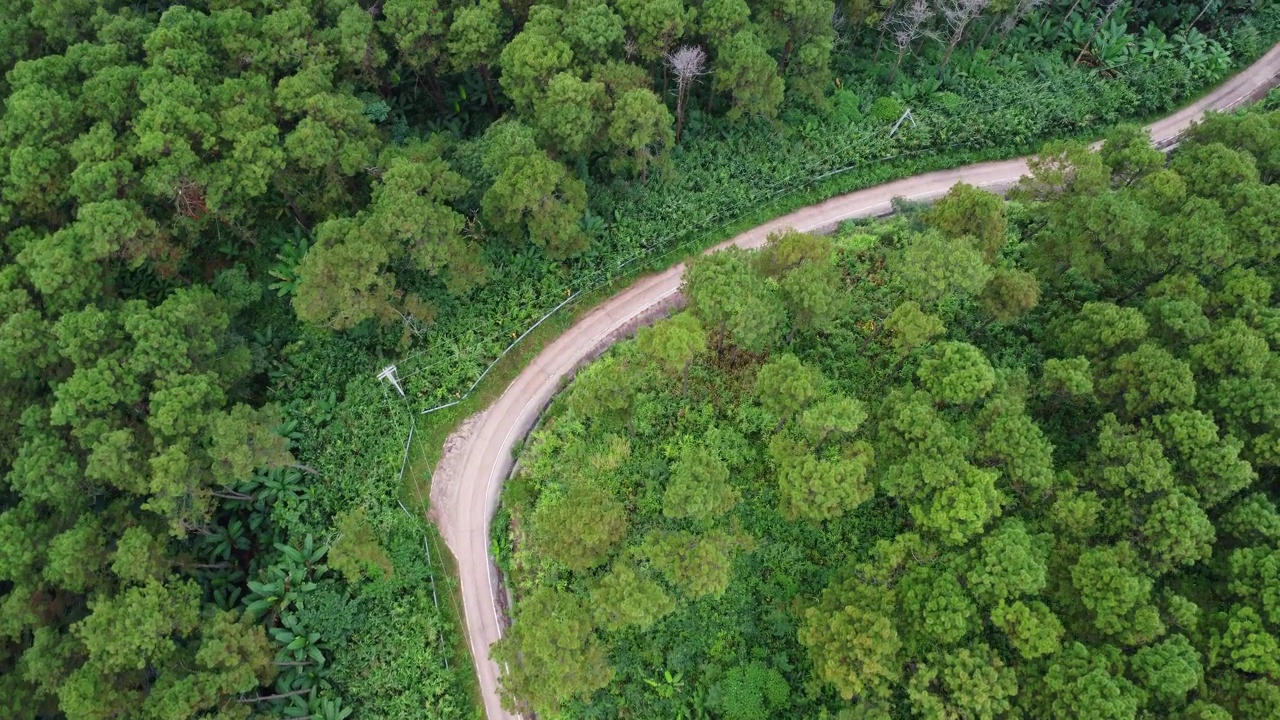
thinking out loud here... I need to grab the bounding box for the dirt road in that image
[429,43,1280,720]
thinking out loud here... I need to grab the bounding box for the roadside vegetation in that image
[498,117,1280,719]
[0,1,1276,718]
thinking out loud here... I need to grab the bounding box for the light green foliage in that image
[447,0,508,73]
[493,586,614,714]
[700,0,751,44]
[531,482,628,571]
[1180,702,1234,720]
[1098,343,1197,417]
[43,516,108,595]
[684,248,786,352]
[608,87,674,179]
[637,312,707,380]
[1131,634,1202,705]
[907,644,1018,720]
[980,268,1041,324]
[777,252,848,335]
[917,341,997,405]
[498,8,574,114]
[991,600,1064,660]
[642,529,749,599]
[1154,409,1256,508]
[535,72,607,156]
[770,434,875,522]
[799,581,901,701]
[482,121,591,257]
[1040,642,1143,720]
[1063,303,1149,360]
[756,353,825,423]
[798,395,867,447]
[899,565,979,647]
[1139,491,1215,574]
[616,0,693,62]
[712,29,784,120]
[894,231,993,304]
[967,520,1048,605]
[884,301,945,358]
[1220,606,1280,678]
[329,508,394,583]
[1092,413,1175,497]
[663,443,740,524]
[976,401,1056,493]
[294,217,396,329]
[878,390,1006,545]
[111,527,170,586]
[566,354,640,425]
[925,183,1009,261]
[1071,543,1165,646]
[1100,124,1165,185]
[73,579,202,673]
[365,140,482,293]
[562,0,626,66]
[590,560,676,630]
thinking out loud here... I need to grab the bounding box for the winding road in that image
[428,43,1280,720]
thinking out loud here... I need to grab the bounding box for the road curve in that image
[429,43,1280,720]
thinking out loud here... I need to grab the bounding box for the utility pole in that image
[378,365,405,397]
[890,108,916,137]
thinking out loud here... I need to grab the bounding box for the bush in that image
[871,96,906,123]
[830,89,862,124]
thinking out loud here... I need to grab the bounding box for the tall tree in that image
[493,586,614,714]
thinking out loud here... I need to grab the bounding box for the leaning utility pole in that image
[378,365,406,397]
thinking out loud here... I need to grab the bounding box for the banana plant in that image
[1087,20,1135,71]
[314,390,339,425]
[238,467,304,507]
[200,518,250,562]
[243,536,328,622]
[581,210,608,241]
[283,695,353,720]
[892,78,942,105]
[1136,24,1173,62]
[270,614,327,666]
[276,534,329,573]
[644,670,685,700]
[267,227,309,297]
[275,417,306,451]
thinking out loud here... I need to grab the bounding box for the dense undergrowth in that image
[497,114,1280,719]
[398,4,1280,405]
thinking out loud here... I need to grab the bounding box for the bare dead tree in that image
[883,0,933,85]
[1074,0,1122,67]
[872,0,906,62]
[936,0,991,78]
[667,45,708,144]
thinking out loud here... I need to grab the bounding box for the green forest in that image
[0,0,1277,718]
[497,115,1280,720]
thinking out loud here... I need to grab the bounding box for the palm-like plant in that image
[271,613,327,666]
[267,226,309,297]
[1136,24,1173,62]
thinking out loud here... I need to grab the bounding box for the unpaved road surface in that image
[429,44,1280,720]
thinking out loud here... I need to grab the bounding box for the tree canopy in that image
[497,119,1280,718]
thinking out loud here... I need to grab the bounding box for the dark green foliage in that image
[708,662,790,720]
